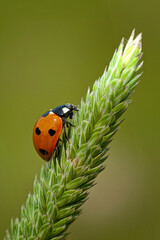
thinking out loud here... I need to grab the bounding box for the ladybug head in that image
[62,104,78,119]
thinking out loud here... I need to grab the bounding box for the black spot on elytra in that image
[39,149,49,155]
[48,129,56,136]
[35,127,41,135]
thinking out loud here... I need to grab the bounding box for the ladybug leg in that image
[62,117,75,141]
[67,121,75,127]
[68,111,73,119]
[63,122,69,141]
[54,139,61,158]
[55,138,60,150]
[63,118,75,127]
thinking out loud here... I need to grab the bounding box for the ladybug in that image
[33,104,78,161]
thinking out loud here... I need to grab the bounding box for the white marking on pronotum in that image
[62,107,69,113]
[49,111,54,114]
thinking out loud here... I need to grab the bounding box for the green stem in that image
[4,30,143,240]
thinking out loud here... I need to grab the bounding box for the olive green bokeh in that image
[0,1,159,239]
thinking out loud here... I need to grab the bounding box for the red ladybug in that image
[33,104,78,161]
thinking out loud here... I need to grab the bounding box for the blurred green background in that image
[0,0,159,239]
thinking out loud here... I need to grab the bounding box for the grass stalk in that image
[4,30,143,240]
